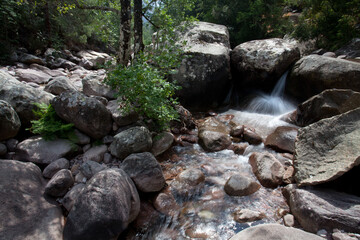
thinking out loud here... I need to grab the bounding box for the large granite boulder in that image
[51,91,112,139]
[15,68,51,84]
[63,168,140,240]
[231,38,300,91]
[0,100,21,141]
[294,89,360,127]
[171,21,231,108]
[44,169,74,197]
[286,55,360,100]
[44,76,78,95]
[82,73,116,99]
[0,160,64,240]
[229,223,323,240]
[198,117,232,152]
[77,50,112,70]
[294,107,360,186]
[0,71,54,126]
[283,184,360,233]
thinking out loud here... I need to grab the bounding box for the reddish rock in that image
[265,126,298,153]
[243,126,263,145]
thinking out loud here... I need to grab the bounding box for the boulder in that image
[82,73,116,99]
[109,126,152,160]
[29,64,67,77]
[170,21,231,108]
[61,183,85,212]
[232,209,266,223]
[49,58,76,69]
[0,100,21,141]
[151,132,174,156]
[77,50,112,69]
[295,89,360,127]
[15,68,51,84]
[231,38,300,91]
[82,145,108,163]
[0,160,64,240]
[18,53,45,65]
[44,169,74,197]
[80,160,107,179]
[0,143,7,155]
[106,100,139,127]
[283,184,360,233]
[224,174,260,196]
[198,117,232,152]
[44,76,78,95]
[63,168,140,240]
[286,55,360,100]
[43,158,70,179]
[15,136,78,165]
[51,91,112,139]
[0,71,54,126]
[294,107,360,186]
[265,126,298,153]
[229,223,323,240]
[122,152,165,192]
[249,152,284,188]
[335,38,360,58]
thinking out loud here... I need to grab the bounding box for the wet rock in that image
[232,38,300,91]
[132,200,162,232]
[43,158,70,179]
[283,184,360,234]
[82,73,116,99]
[233,209,266,223]
[0,143,7,156]
[110,126,152,160]
[151,132,174,156]
[294,107,360,186]
[0,100,21,141]
[83,145,108,162]
[153,192,180,216]
[63,168,140,240]
[52,91,112,139]
[0,160,64,240]
[243,126,263,145]
[171,22,231,108]
[229,143,249,155]
[295,89,360,127]
[230,124,244,138]
[229,223,323,240]
[80,160,107,179]
[224,174,260,196]
[177,168,205,186]
[62,183,85,212]
[16,136,79,165]
[45,169,74,197]
[265,126,298,153]
[122,152,165,192]
[249,152,284,188]
[287,55,360,100]
[198,117,231,152]
[44,76,77,95]
[106,100,139,127]
[15,68,51,84]
[170,105,196,131]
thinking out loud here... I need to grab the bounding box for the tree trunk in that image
[134,0,144,56]
[118,0,131,65]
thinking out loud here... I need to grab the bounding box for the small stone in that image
[45,169,74,197]
[233,209,266,223]
[317,229,328,238]
[103,153,112,164]
[153,192,180,216]
[230,142,249,155]
[83,145,108,163]
[43,158,70,179]
[74,172,87,184]
[243,126,263,145]
[6,139,18,152]
[283,166,295,184]
[80,160,107,179]
[0,143,7,156]
[230,125,244,138]
[332,232,358,240]
[283,214,295,227]
[224,174,260,196]
[102,135,114,144]
[177,168,205,186]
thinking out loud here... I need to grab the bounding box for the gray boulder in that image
[110,126,152,159]
[79,160,107,179]
[82,73,116,99]
[224,174,260,196]
[122,152,165,192]
[83,145,108,163]
[0,100,21,141]
[62,183,85,212]
[231,38,300,91]
[44,169,74,197]
[15,68,51,84]
[198,117,232,152]
[106,100,139,127]
[18,53,45,65]
[51,91,112,139]
[63,168,140,240]
[77,50,112,69]
[0,160,64,240]
[283,184,360,233]
[44,76,77,95]
[265,126,298,153]
[171,21,231,108]
[286,55,360,100]
[151,132,174,156]
[0,143,7,155]
[43,158,70,179]
[29,64,67,77]
[294,107,360,186]
[335,38,360,58]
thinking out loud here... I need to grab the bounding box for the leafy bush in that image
[27,103,76,140]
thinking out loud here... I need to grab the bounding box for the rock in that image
[43,158,70,178]
[177,168,205,186]
[294,107,360,186]
[49,58,77,69]
[16,136,78,165]
[335,38,360,58]
[286,55,360,100]
[229,223,323,240]
[30,63,67,77]
[230,124,244,138]
[283,184,360,233]
[106,100,139,127]
[103,153,112,164]
[82,73,116,99]
[110,126,152,159]
[233,209,266,223]
[6,138,18,152]
[282,166,295,184]
[323,52,336,58]
[295,89,360,127]
[18,53,45,65]
[0,143,7,156]
[132,200,162,232]
[51,91,112,139]
[170,21,231,108]
[265,126,298,153]
[63,168,140,240]
[15,68,51,84]
[198,117,232,152]
[151,132,174,156]
[83,145,108,162]
[80,160,107,179]
[229,142,249,155]
[283,214,295,227]
[0,160,64,240]
[332,232,358,240]
[0,71,54,126]
[77,50,112,69]
[231,38,300,91]
[249,152,284,188]
[122,152,165,192]
[0,100,21,141]
[62,183,85,212]
[102,135,114,144]
[224,174,260,196]
[153,192,180,216]
[72,129,91,145]
[45,169,74,197]
[243,126,263,145]
[44,76,77,95]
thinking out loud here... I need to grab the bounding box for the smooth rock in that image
[224,174,260,196]
[332,232,358,240]
[83,145,108,162]
[30,64,67,77]
[243,126,263,145]
[44,76,77,95]
[283,214,295,227]
[72,129,91,145]
[80,160,107,179]
[18,53,44,65]
[44,169,74,197]
[15,68,51,84]
[153,192,180,216]
[177,168,205,186]
[77,50,112,69]
[106,100,139,127]
[0,100,21,141]
[233,209,266,223]
[82,73,116,99]
[6,138,18,152]
[265,126,298,153]
[62,183,85,212]
[43,158,70,179]
[198,117,231,152]
[0,143,7,155]
[151,132,174,156]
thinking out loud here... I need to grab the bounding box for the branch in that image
[142,13,160,29]
[143,0,158,13]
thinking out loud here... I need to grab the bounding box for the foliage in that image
[27,103,75,141]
